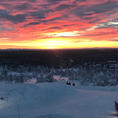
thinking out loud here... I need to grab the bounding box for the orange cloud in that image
[0,0,118,49]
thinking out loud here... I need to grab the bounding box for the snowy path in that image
[0,82,117,118]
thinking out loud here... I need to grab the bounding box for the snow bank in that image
[0,82,117,118]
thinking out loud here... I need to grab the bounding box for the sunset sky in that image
[0,0,118,49]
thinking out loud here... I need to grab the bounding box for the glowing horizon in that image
[0,0,118,49]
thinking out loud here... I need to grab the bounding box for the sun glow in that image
[41,39,66,49]
[46,31,80,37]
[33,38,72,49]
[0,37,118,49]
[28,38,118,49]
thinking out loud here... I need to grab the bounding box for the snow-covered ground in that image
[0,82,117,118]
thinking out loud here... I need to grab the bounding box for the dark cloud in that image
[28,0,37,2]
[0,0,9,2]
[56,4,76,11]
[49,26,61,29]
[47,0,63,3]
[75,0,118,21]
[23,16,63,27]
[7,14,26,23]
[30,10,46,19]
[55,0,86,11]
[2,0,17,1]
[23,22,40,27]
[0,10,26,23]
[0,24,14,33]
[88,1,117,14]
[15,3,31,10]
[0,3,9,7]
[0,10,9,17]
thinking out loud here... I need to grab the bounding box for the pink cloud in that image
[0,0,117,48]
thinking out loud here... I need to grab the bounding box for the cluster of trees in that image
[0,49,117,67]
[0,63,117,86]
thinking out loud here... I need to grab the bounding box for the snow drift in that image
[0,82,117,118]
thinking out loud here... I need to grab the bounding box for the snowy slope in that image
[0,82,117,118]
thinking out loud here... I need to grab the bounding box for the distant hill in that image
[0,48,118,67]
